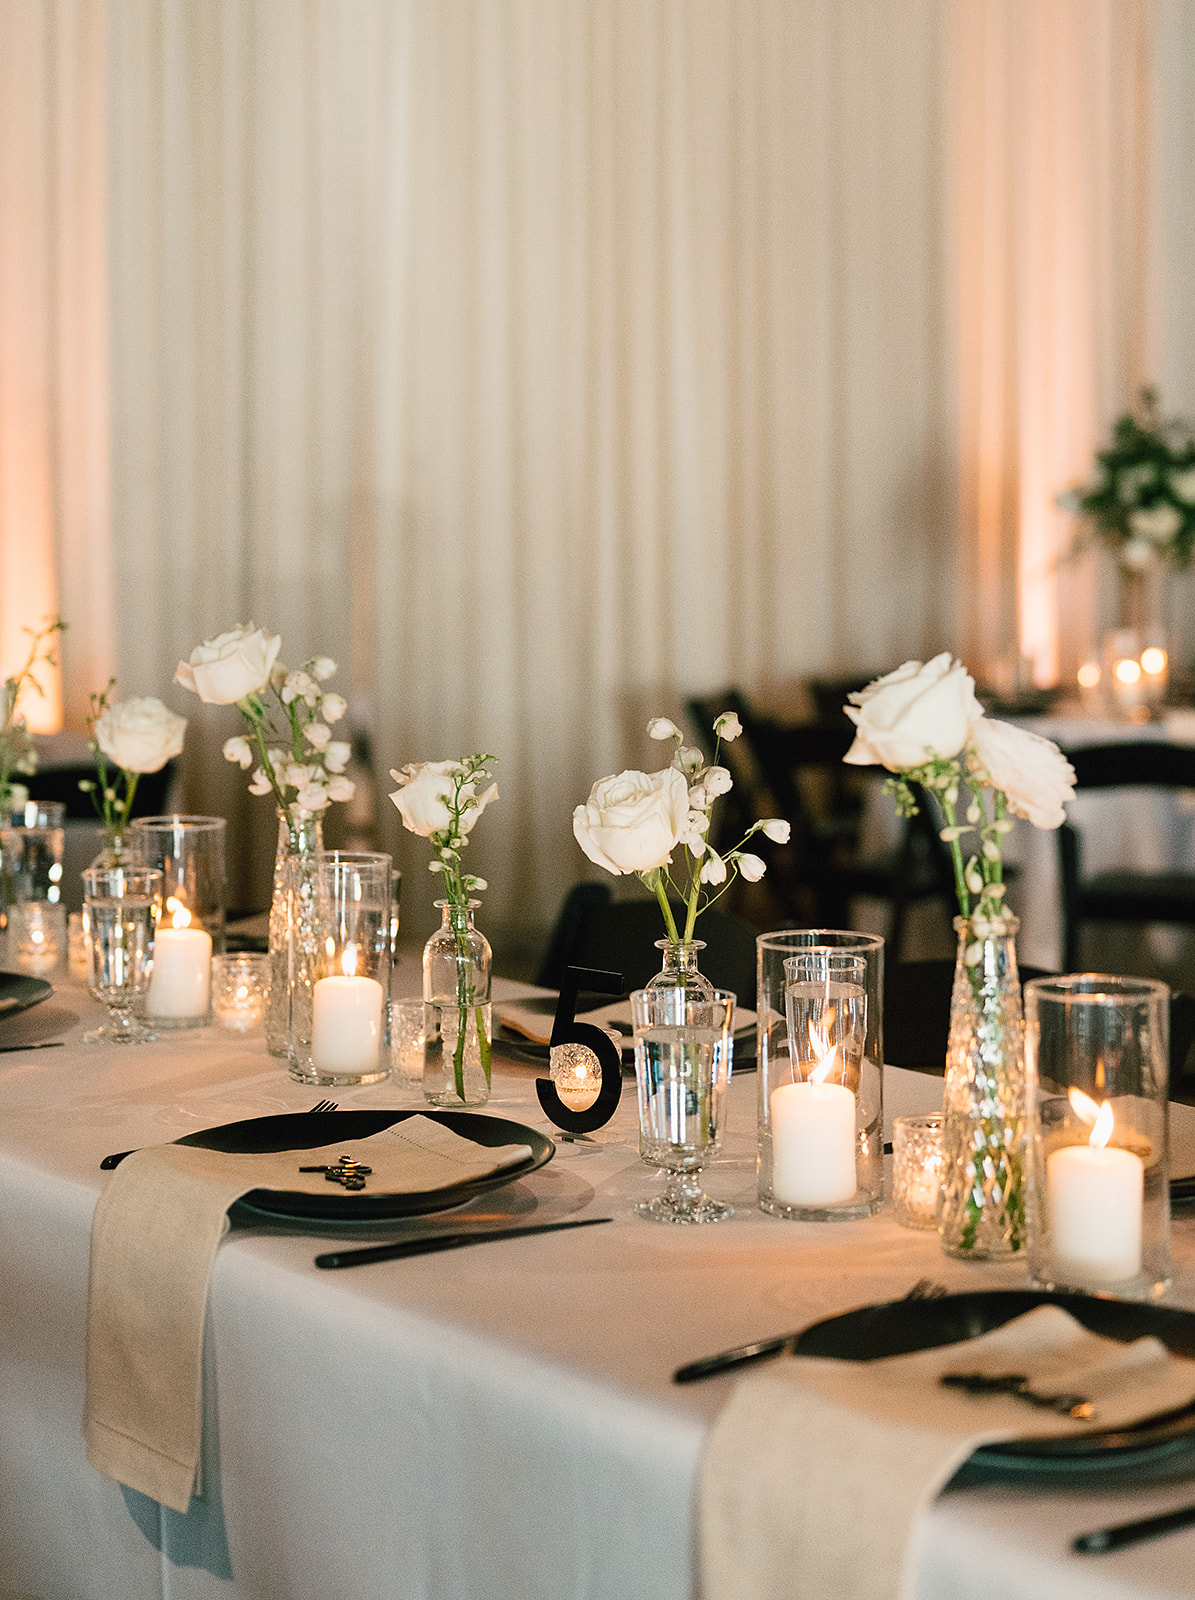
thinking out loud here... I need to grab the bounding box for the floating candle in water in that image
[146,898,212,1019]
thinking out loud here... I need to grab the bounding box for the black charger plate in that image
[162,1109,553,1222]
[0,970,52,1018]
[794,1290,1195,1476]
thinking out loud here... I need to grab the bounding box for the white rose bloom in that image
[223,735,253,769]
[714,711,742,741]
[326,774,356,803]
[388,761,497,838]
[309,656,337,682]
[700,852,727,885]
[320,692,348,723]
[248,767,273,796]
[967,718,1076,830]
[94,697,186,774]
[760,818,791,843]
[324,740,351,773]
[647,717,681,741]
[175,624,281,704]
[304,722,331,749]
[572,767,689,876]
[703,765,733,797]
[737,853,766,882]
[1170,467,1195,505]
[1129,502,1182,544]
[844,653,982,771]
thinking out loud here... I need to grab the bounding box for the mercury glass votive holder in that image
[892,1113,944,1230]
[211,952,270,1033]
[12,900,66,976]
[1025,974,1170,1301]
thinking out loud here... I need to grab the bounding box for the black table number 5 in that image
[535,965,625,1134]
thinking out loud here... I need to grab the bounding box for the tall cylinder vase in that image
[939,914,1027,1260]
[265,811,323,1059]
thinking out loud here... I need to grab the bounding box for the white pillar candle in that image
[312,974,385,1074]
[770,1080,857,1206]
[1047,1141,1143,1285]
[146,926,212,1018]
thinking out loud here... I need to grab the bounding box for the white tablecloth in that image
[4,977,1195,1600]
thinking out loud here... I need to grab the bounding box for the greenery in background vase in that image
[0,617,65,813]
[175,624,356,1057]
[389,756,498,1102]
[1058,388,1195,572]
[844,655,1076,1256]
[79,683,186,859]
[572,712,790,957]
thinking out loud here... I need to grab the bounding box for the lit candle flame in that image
[810,1046,841,1084]
[1068,1087,1101,1124]
[166,896,192,930]
[1090,1100,1114,1150]
[341,942,358,978]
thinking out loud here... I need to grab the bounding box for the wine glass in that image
[82,865,162,1044]
[631,986,735,1223]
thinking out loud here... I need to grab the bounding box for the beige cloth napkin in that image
[701,1304,1195,1600]
[85,1116,533,1512]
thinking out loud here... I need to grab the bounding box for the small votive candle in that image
[69,911,89,979]
[13,901,64,976]
[211,952,269,1032]
[892,1113,944,1230]
[389,998,428,1085]
[549,1041,602,1111]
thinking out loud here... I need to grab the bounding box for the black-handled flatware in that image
[0,1040,65,1054]
[1074,1500,1195,1554]
[674,1333,799,1384]
[315,1215,613,1269]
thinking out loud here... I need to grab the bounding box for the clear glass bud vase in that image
[939,914,1027,1260]
[646,940,715,1008]
[423,899,492,1107]
[266,811,323,1059]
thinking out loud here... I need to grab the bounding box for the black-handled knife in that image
[315,1215,613,1269]
[673,1332,800,1384]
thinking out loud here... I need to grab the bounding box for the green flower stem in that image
[652,874,682,945]
[244,702,300,848]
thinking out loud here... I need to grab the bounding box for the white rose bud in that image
[94,697,187,774]
[714,711,742,741]
[320,692,348,723]
[304,722,331,749]
[967,718,1076,830]
[323,740,351,773]
[844,653,982,772]
[737,853,766,882]
[760,818,790,843]
[647,717,681,741]
[223,735,253,769]
[175,623,281,704]
[572,767,689,876]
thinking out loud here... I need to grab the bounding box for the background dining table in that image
[3,969,1195,1600]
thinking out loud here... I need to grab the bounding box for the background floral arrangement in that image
[0,617,65,811]
[80,684,186,854]
[1058,388,1195,572]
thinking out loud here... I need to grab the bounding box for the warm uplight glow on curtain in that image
[950,0,1155,687]
[0,0,112,730]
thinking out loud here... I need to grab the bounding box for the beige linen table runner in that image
[85,1116,532,1512]
[701,1304,1195,1600]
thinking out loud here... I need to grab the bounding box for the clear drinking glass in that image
[631,985,735,1224]
[82,865,162,1044]
[1,800,66,921]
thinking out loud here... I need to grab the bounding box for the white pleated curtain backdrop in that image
[104,0,957,941]
[7,2,1195,945]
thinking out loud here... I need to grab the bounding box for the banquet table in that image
[4,973,1195,1600]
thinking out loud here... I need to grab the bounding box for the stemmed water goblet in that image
[631,985,735,1223]
[82,865,162,1044]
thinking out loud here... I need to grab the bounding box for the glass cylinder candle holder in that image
[211,952,270,1033]
[130,816,226,1028]
[1026,975,1170,1300]
[892,1113,945,1230]
[1,800,66,925]
[290,852,391,1086]
[757,930,883,1220]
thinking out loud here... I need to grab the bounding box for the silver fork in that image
[309,1099,338,1113]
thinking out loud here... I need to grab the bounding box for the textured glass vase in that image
[265,811,323,1059]
[422,899,492,1107]
[939,914,1027,1260]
